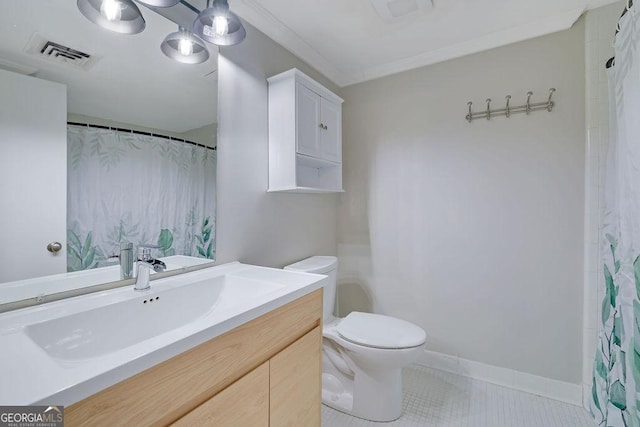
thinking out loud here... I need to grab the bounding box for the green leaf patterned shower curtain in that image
[66,125,216,270]
[591,6,640,427]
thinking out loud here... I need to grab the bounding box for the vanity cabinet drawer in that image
[172,362,269,427]
[65,289,322,426]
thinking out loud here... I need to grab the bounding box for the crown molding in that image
[342,7,585,87]
[232,0,347,86]
[0,57,38,76]
[232,2,587,88]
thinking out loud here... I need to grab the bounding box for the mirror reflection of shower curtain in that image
[591,5,640,426]
[66,125,216,271]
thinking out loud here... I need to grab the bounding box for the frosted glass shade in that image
[192,0,246,46]
[77,0,145,34]
[161,29,210,64]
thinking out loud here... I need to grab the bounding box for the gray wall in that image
[215,23,339,267]
[337,21,586,384]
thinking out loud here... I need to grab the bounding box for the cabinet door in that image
[320,98,342,163]
[172,362,269,427]
[270,326,322,427]
[296,83,322,158]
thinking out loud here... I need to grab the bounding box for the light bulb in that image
[178,37,193,56]
[213,15,229,36]
[203,14,229,37]
[100,0,122,21]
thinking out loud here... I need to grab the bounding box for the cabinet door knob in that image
[319,123,328,130]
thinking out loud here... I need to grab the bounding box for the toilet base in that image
[321,321,426,423]
[321,362,403,422]
[322,372,355,416]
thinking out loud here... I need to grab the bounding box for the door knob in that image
[47,241,63,253]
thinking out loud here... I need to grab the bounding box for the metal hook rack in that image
[465,88,556,123]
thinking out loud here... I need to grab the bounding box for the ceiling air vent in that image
[25,33,99,70]
[41,41,91,65]
[371,0,433,22]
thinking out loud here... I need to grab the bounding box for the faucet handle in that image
[138,247,151,261]
[151,259,167,272]
[137,244,160,261]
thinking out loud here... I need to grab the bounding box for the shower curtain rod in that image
[606,0,633,69]
[67,121,217,151]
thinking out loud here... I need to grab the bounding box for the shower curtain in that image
[66,125,216,271]
[591,5,640,427]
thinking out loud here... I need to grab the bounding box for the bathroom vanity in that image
[67,289,321,426]
[0,262,324,426]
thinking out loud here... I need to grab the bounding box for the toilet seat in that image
[336,312,426,350]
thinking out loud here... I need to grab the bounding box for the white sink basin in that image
[0,261,325,406]
[26,273,286,361]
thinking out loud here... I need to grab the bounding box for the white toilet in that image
[285,256,426,422]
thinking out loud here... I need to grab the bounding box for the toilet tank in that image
[284,256,338,321]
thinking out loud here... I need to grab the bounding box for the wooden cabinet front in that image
[270,326,322,427]
[172,362,269,427]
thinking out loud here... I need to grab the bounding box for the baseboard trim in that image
[417,350,583,407]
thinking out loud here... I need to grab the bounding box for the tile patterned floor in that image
[322,365,594,427]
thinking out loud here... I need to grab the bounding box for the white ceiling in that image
[0,0,621,132]
[0,0,218,133]
[232,0,621,87]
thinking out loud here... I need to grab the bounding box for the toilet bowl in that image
[285,256,427,422]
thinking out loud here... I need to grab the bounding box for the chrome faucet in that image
[134,245,167,291]
[105,242,134,279]
[119,242,134,280]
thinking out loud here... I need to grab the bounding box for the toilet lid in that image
[336,312,426,349]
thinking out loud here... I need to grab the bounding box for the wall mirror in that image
[0,0,218,309]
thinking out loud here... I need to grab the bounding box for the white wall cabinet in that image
[268,69,344,193]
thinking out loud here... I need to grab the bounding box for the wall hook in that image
[465,88,558,122]
[547,88,556,112]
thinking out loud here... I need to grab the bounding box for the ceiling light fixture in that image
[193,0,246,46]
[77,0,146,35]
[161,27,210,64]
[77,0,245,65]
